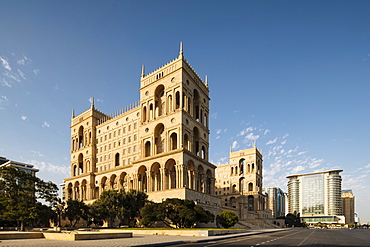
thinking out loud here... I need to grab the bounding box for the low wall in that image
[99,229,247,237]
[0,232,43,240]
[43,232,132,241]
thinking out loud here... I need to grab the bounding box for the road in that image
[176,228,370,247]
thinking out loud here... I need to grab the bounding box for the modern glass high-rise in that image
[286,170,343,224]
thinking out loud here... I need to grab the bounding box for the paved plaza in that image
[0,229,285,247]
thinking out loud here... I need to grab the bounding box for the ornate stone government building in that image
[63,44,271,225]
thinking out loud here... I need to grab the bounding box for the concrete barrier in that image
[43,232,132,241]
[0,232,44,240]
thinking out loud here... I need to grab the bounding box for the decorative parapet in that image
[97,100,140,126]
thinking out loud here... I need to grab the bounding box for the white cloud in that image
[42,121,50,128]
[2,78,12,87]
[30,150,45,157]
[216,136,220,139]
[17,69,26,80]
[291,165,306,174]
[0,56,11,70]
[266,138,277,145]
[264,129,270,135]
[211,113,218,119]
[27,159,69,176]
[33,69,40,75]
[298,151,308,155]
[232,141,239,149]
[4,70,20,82]
[0,95,8,102]
[212,156,228,166]
[282,133,289,139]
[17,55,30,65]
[244,132,259,142]
[21,115,27,120]
[239,126,255,136]
[281,140,287,145]
[216,129,222,134]
[364,163,370,169]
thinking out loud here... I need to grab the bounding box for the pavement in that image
[0,228,287,247]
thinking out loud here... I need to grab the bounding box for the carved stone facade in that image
[215,146,271,220]
[64,44,220,213]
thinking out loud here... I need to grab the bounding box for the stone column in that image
[160,168,166,190]
[146,171,152,192]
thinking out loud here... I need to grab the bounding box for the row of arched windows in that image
[71,126,92,151]
[141,85,209,129]
[67,159,215,200]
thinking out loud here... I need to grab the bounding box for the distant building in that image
[287,170,343,224]
[341,190,355,224]
[0,156,39,175]
[264,187,286,218]
[215,146,271,220]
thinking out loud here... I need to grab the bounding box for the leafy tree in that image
[91,190,123,227]
[285,212,304,227]
[63,199,89,227]
[121,189,148,227]
[140,202,162,227]
[217,210,239,228]
[0,165,59,230]
[140,198,214,228]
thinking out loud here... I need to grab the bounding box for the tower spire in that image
[72,108,75,118]
[91,97,95,109]
[141,65,145,78]
[179,42,183,58]
[205,75,208,87]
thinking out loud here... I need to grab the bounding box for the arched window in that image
[145,141,151,157]
[149,104,153,120]
[154,124,165,154]
[115,153,120,166]
[248,182,253,191]
[201,146,206,159]
[78,126,84,148]
[239,159,245,174]
[175,91,180,109]
[248,195,254,210]
[193,89,200,121]
[155,85,165,117]
[231,167,234,175]
[184,134,189,150]
[142,106,147,122]
[193,127,200,156]
[167,95,173,112]
[78,153,83,175]
[170,132,177,150]
[239,177,245,194]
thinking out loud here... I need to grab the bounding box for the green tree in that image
[140,202,162,227]
[0,165,59,230]
[140,198,214,228]
[121,189,148,227]
[63,199,89,227]
[91,190,123,227]
[217,210,239,228]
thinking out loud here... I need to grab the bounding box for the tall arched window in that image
[154,124,165,154]
[170,132,177,150]
[175,91,180,109]
[184,134,189,150]
[115,153,120,166]
[142,106,147,122]
[78,126,84,148]
[155,85,165,118]
[145,141,151,157]
[248,182,253,191]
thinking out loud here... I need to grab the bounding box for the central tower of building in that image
[64,44,220,213]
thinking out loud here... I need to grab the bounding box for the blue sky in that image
[1,1,369,222]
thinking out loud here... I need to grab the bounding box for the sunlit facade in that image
[287,170,343,224]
